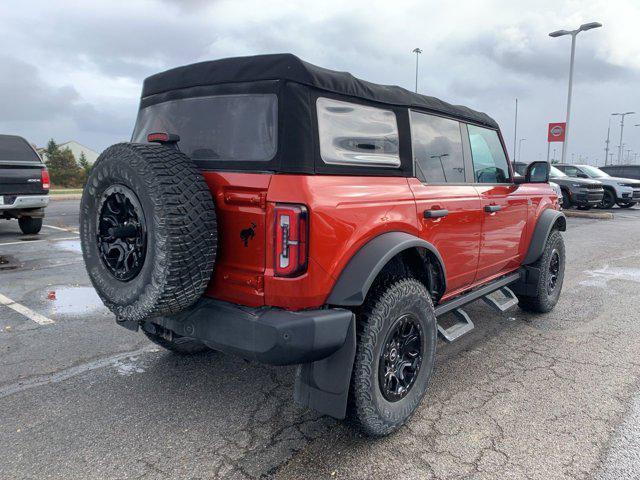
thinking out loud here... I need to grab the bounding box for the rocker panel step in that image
[437,308,474,342]
[482,286,519,313]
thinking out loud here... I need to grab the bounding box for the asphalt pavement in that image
[1,200,639,479]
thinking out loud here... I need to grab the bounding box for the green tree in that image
[78,151,92,184]
[45,141,83,188]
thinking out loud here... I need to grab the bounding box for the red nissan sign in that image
[548,122,566,142]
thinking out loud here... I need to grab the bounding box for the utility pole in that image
[412,48,422,93]
[612,112,635,164]
[604,116,611,165]
[549,22,602,164]
[513,98,518,162]
[608,152,614,165]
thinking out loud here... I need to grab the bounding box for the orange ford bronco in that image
[81,54,565,436]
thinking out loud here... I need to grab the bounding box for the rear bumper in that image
[0,194,49,210]
[142,298,354,366]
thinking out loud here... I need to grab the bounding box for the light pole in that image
[549,21,602,164]
[513,98,518,162]
[604,116,612,165]
[518,138,526,162]
[412,48,422,93]
[612,112,635,164]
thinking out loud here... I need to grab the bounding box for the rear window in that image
[132,94,277,162]
[316,97,400,167]
[0,135,41,163]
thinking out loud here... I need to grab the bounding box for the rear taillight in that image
[41,169,50,190]
[274,204,308,277]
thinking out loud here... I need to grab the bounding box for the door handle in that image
[484,205,501,213]
[424,209,449,219]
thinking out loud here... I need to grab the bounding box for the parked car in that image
[546,165,603,210]
[600,164,640,181]
[80,54,566,437]
[0,134,50,234]
[555,164,640,209]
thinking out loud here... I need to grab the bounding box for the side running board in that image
[482,286,519,313]
[437,308,474,342]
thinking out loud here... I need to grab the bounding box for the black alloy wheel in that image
[378,314,423,402]
[96,184,147,282]
[547,249,560,295]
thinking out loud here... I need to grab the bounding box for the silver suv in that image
[555,164,640,209]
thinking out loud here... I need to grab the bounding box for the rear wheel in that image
[18,217,42,234]
[517,230,565,313]
[600,190,616,209]
[348,278,437,437]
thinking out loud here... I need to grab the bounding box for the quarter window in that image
[409,111,465,183]
[468,125,510,183]
[316,97,400,167]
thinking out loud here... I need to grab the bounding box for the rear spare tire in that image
[80,143,217,322]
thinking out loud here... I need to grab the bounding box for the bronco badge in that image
[240,222,257,247]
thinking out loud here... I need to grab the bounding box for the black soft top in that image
[141,53,498,129]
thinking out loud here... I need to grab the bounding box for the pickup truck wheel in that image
[80,143,217,322]
[600,190,616,209]
[18,217,43,234]
[348,278,436,437]
[143,331,209,355]
[517,230,565,313]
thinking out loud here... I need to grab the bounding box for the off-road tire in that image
[617,202,636,209]
[143,331,209,355]
[517,230,565,313]
[80,143,217,322]
[600,189,616,209]
[348,278,437,437]
[18,217,42,234]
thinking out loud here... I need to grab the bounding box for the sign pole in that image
[546,142,551,162]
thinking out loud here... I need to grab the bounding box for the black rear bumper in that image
[141,297,354,366]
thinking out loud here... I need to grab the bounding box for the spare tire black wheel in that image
[80,143,217,322]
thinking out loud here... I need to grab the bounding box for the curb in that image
[49,194,82,201]
[563,210,613,220]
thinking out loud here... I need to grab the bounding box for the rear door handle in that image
[484,205,501,213]
[423,209,449,219]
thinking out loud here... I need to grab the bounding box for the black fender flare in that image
[522,209,566,265]
[327,231,446,306]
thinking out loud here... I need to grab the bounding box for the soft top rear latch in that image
[147,132,180,149]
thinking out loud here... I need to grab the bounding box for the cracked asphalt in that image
[1,200,639,479]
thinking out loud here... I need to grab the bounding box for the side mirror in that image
[524,161,550,183]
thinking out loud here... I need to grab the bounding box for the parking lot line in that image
[0,293,55,325]
[0,235,78,247]
[43,224,79,234]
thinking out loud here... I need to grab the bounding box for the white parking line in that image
[0,235,78,247]
[43,224,79,234]
[0,293,55,325]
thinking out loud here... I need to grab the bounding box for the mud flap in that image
[294,315,356,419]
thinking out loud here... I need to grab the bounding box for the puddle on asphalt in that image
[55,239,82,254]
[0,255,19,271]
[45,286,105,316]
[580,266,640,288]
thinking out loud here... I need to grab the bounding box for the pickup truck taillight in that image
[41,168,50,190]
[274,204,308,277]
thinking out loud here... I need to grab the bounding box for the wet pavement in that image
[1,200,640,479]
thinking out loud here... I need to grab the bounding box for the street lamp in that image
[518,138,527,161]
[412,48,422,93]
[549,21,602,164]
[612,112,635,164]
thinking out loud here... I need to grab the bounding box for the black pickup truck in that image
[0,135,50,234]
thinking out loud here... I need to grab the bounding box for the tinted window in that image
[410,111,465,183]
[468,125,510,183]
[561,165,580,177]
[0,135,41,163]
[132,94,277,162]
[316,97,399,167]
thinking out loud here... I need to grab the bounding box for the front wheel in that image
[600,190,616,209]
[18,217,43,234]
[348,278,437,437]
[517,230,565,313]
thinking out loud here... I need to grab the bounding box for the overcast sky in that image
[1,0,638,165]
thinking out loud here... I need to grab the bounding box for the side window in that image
[468,125,510,183]
[409,111,465,183]
[563,165,579,176]
[316,97,400,167]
